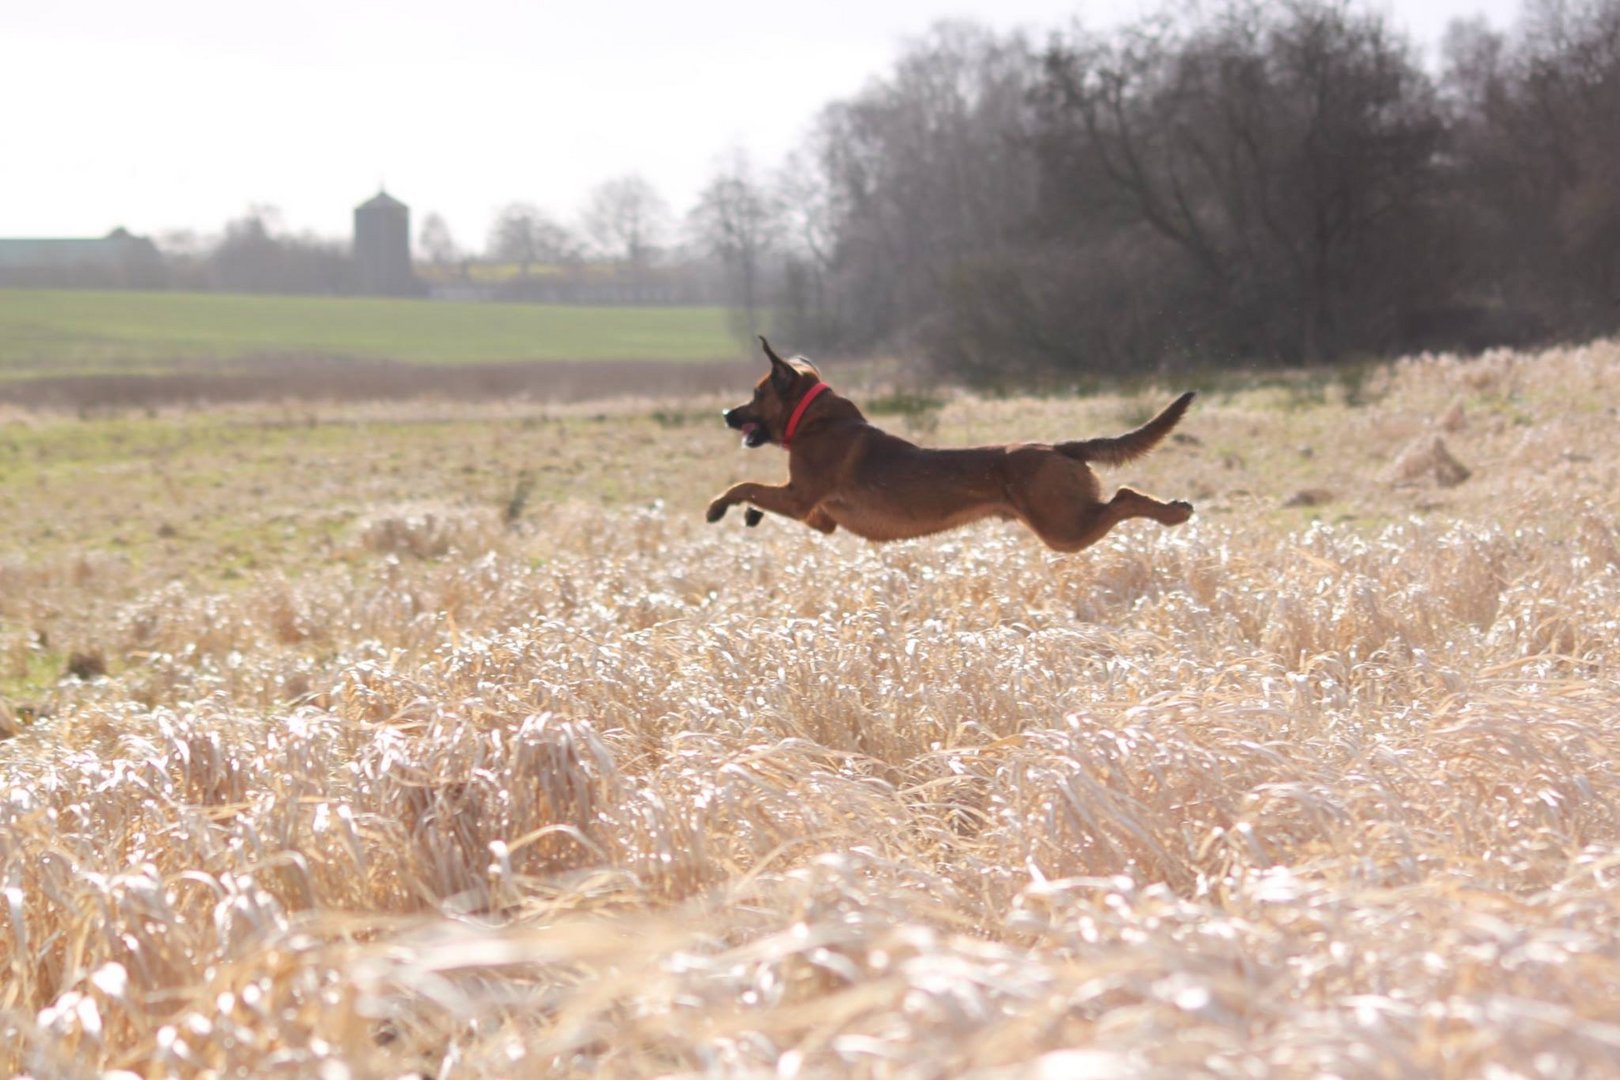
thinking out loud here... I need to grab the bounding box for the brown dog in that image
[706,338,1196,552]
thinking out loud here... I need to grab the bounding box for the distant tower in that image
[353,190,414,296]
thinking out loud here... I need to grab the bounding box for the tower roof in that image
[356,190,407,212]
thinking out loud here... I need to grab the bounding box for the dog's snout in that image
[723,407,746,430]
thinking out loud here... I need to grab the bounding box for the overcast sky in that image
[2,0,1521,250]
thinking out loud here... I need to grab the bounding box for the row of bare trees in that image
[759,0,1620,375]
[162,207,354,294]
[470,174,672,276]
[142,0,1620,373]
[158,176,713,303]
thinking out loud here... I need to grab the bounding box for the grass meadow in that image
[0,289,738,374]
[1,339,1618,1075]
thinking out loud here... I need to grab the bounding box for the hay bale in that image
[1390,434,1472,488]
[1437,396,1467,432]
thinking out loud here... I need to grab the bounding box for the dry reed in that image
[1,341,1618,1076]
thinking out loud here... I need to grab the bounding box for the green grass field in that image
[0,288,739,373]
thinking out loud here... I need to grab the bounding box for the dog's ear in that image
[761,336,796,391]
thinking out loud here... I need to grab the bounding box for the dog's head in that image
[724,337,822,449]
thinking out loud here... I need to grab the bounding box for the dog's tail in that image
[1057,392,1196,467]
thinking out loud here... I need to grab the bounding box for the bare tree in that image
[209,205,351,295]
[688,151,783,335]
[1443,0,1620,331]
[486,202,578,278]
[418,212,460,268]
[774,147,841,346]
[1036,0,1443,361]
[581,174,670,270]
[807,21,1041,348]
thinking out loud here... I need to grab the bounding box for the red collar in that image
[781,381,830,449]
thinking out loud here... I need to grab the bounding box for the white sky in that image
[1,0,1520,251]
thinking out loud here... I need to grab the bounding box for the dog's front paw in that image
[744,507,764,527]
[705,499,730,524]
[1167,500,1194,524]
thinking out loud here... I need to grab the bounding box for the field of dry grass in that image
[1,341,1618,1076]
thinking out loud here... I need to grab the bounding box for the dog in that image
[706,338,1196,552]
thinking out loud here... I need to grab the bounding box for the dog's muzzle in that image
[724,407,771,449]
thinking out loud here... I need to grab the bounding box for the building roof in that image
[357,190,408,212]
[0,229,158,269]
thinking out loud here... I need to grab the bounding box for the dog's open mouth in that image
[741,422,769,449]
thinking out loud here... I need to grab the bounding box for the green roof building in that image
[0,227,165,287]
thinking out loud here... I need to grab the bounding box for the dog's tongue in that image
[740,421,759,445]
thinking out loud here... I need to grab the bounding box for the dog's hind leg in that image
[745,506,834,533]
[1026,487,1192,553]
[804,507,838,534]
